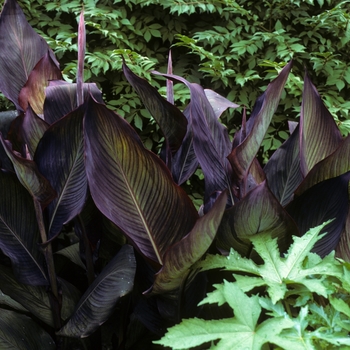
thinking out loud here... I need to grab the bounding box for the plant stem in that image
[33,199,62,330]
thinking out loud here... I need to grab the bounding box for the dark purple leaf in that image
[227,61,292,193]
[152,71,232,203]
[123,62,187,155]
[264,124,303,206]
[300,72,343,176]
[296,134,350,196]
[18,52,62,116]
[77,10,86,106]
[56,245,136,338]
[204,89,239,119]
[0,0,58,111]
[84,95,198,265]
[35,106,88,239]
[335,209,350,261]
[22,105,49,158]
[0,134,56,208]
[43,81,103,124]
[286,172,350,257]
[216,181,296,257]
[0,169,47,285]
[167,50,174,105]
[147,191,227,295]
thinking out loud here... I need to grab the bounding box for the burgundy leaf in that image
[167,50,174,105]
[0,134,56,208]
[84,95,198,265]
[22,105,49,158]
[286,172,350,257]
[77,9,86,106]
[216,181,296,257]
[123,62,188,155]
[0,169,47,285]
[227,61,292,195]
[0,0,58,110]
[147,191,227,295]
[300,72,343,176]
[152,71,232,203]
[18,52,62,116]
[296,133,350,196]
[35,106,88,239]
[43,81,103,124]
[264,124,303,206]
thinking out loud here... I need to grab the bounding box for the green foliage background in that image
[2,0,350,158]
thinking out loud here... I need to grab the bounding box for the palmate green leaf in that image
[0,169,47,285]
[84,95,198,265]
[56,245,136,338]
[147,191,227,295]
[0,309,55,350]
[155,283,293,349]
[199,221,342,303]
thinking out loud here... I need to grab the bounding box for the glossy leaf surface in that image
[18,52,62,116]
[84,96,198,265]
[0,0,57,111]
[44,81,103,124]
[300,73,342,176]
[153,71,232,201]
[228,61,292,189]
[0,309,55,349]
[22,105,49,157]
[123,62,188,155]
[0,134,56,208]
[286,172,350,257]
[217,181,296,257]
[264,124,303,206]
[148,191,227,295]
[35,106,87,239]
[57,245,136,338]
[0,170,47,285]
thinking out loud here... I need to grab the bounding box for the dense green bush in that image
[1,0,348,159]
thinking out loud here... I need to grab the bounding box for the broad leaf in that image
[0,309,55,349]
[147,191,227,295]
[123,62,188,155]
[84,95,198,265]
[0,169,47,285]
[216,181,296,257]
[43,81,103,124]
[204,89,239,119]
[227,61,292,193]
[152,71,232,203]
[18,52,62,116]
[0,134,56,208]
[296,134,350,196]
[264,124,303,206]
[0,0,58,111]
[35,106,88,239]
[0,265,80,327]
[300,72,343,176]
[56,244,136,338]
[22,105,49,157]
[286,172,350,257]
[155,282,293,349]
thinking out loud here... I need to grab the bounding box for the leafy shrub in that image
[0,0,350,349]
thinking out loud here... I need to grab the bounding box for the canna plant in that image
[0,0,350,349]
